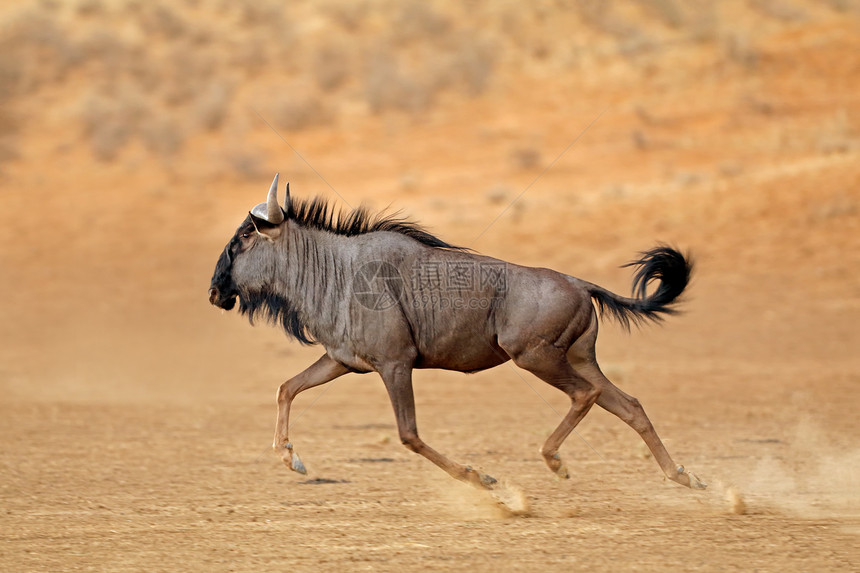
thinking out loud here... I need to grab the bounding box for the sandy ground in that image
[1,2,859,571]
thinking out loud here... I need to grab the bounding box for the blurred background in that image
[1,1,858,569]
[1,0,856,394]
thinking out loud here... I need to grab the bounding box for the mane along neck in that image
[286,196,466,251]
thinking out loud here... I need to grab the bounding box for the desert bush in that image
[313,44,351,92]
[269,83,332,131]
[485,185,512,205]
[139,3,188,40]
[326,0,371,32]
[76,0,104,17]
[724,32,760,69]
[575,0,636,38]
[0,46,23,101]
[0,99,19,171]
[749,0,806,22]
[391,1,452,46]
[224,145,268,180]
[640,0,684,28]
[141,114,185,158]
[80,89,146,162]
[438,34,496,96]
[90,121,133,162]
[823,0,858,11]
[79,30,129,80]
[194,81,234,131]
[0,7,75,93]
[228,37,271,77]
[817,109,858,155]
[510,146,541,170]
[236,0,284,28]
[364,51,433,114]
[162,48,217,106]
[688,0,719,42]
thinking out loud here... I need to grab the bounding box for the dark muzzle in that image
[208,287,236,310]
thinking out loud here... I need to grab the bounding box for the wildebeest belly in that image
[412,329,510,372]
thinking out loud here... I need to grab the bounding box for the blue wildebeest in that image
[208,174,706,492]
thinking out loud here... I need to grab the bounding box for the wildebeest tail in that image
[586,246,692,329]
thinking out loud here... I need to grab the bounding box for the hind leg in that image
[509,344,602,480]
[580,363,706,489]
[569,314,706,489]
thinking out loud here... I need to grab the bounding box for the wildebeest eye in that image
[241,233,250,239]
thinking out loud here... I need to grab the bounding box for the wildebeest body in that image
[208,174,706,495]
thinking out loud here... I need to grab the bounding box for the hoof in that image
[465,466,497,490]
[544,452,570,479]
[688,472,707,490]
[677,465,707,490]
[290,451,307,475]
[280,443,307,475]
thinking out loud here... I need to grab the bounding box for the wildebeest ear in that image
[249,211,282,241]
[283,181,291,212]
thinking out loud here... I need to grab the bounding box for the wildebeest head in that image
[208,173,290,311]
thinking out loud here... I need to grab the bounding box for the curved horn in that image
[283,181,291,212]
[266,173,284,224]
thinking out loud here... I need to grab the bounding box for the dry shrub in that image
[162,48,217,106]
[0,92,19,171]
[510,146,541,170]
[326,0,371,32]
[364,51,434,115]
[139,3,188,40]
[236,0,285,28]
[141,114,185,159]
[486,185,511,205]
[313,44,351,92]
[363,24,496,114]
[817,109,858,155]
[0,7,76,93]
[0,46,23,102]
[575,0,637,38]
[436,34,496,96]
[80,93,137,162]
[391,1,453,45]
[640,0,685,28]
[227,36,270,77]
[749,0,807,22]
[79,30,131,80]
[0,139,19,166]
[269,83,332,131]
[824,0,857,11]
[81,84,190,163]
[222,143,268,180]
[688,0,719,42]
[724,32,760,69]
[76,0,104,17]
[194,81,234,131]
[89,121,134,162]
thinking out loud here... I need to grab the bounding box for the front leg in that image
[273,354,350,474]
[378,361,498,490]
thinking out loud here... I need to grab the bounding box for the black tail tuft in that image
[589,245,693,329]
